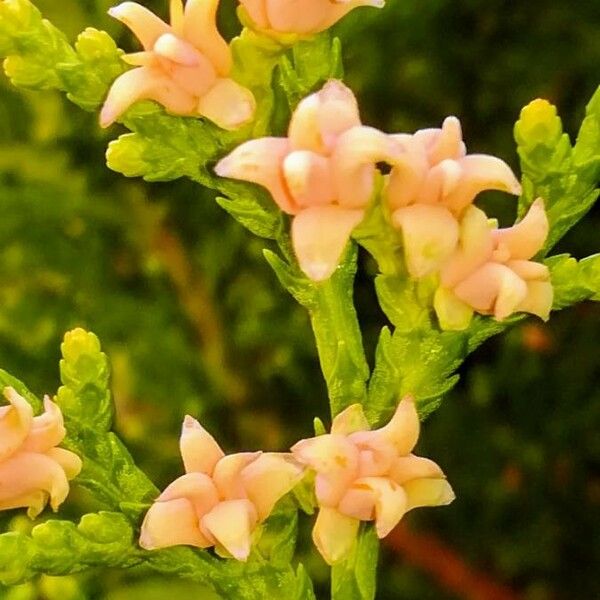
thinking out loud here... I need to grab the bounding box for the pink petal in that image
[153,33,201,66]
[184,0,232,76]
[384,137,429,210]
[339,477,407,539]
[443,154,522,213]
[0,387,33,462]
[21,396,65,454]
[418,159,463,204]
[100,66,196,127]
[492,198,549,260]
[291,206,364,281]
[454,262,528,320]
[518,280,554,321]
[282,150,335,207]
[214,138,295,213]
[200,499,258,561]
[197,78,256,130]
[331,126,400,209]
[506,259,549,281]
[212,452,261,500]
[239,0,270,30]
[355,440,396,478]
[140,497,211,549]
[392,204,460,278]
[179,415,224,475]
[312,507,359,565]
[161,59,217,98]
[389,454,444,485]
[158,472,220,518]
[424,116,465,165]
[241,453,304,520]
[0,451,70,516]
[356,397,420,457]
[292,434,359,506]
[288,80,361,154]
[44,448,82,480]
[440,205,494,288]
[403,478,455,512]
[331,404,370,436]
[108,2,171,51]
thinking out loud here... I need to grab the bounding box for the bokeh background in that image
[0,0,599,598]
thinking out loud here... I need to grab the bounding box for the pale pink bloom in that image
[291,399,454,565]
[215,80,400,281]
[385,117,522,278]
[140,415,303,561]
[238,0,384,36]
[434,199,553,330]
[101,0,255,130]
[0,387,82,518]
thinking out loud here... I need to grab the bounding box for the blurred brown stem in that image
[385,524,522,600]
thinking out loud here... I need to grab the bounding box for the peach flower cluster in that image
[292,398,454,564]
[141,401,453,565]
[140,415,303,560]
[0,387,81,518]
[101,0,255,130]
[216,80,400,281]
[238,0,384,36]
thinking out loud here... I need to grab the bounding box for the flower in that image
[434,199,553,330]
[101,0,255,130]
[385,117,522,278]
[140,415,303,560]
[238,0,385,36]
[291,398,454,564]
[0,387,82,518]
[215,80,399,281]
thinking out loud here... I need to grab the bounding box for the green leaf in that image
[0,0,124,110]
[547,253,600,308]
[331,525,379,600]
[514,93,600,250]
[0,370,42,413]
[0,513,141,585]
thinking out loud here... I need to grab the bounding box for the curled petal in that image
[352,397,420,457]
[440,205,494,288]
[153,33,201,66]
[140,497,211,549]
[403,478,455,512]
[392,204,460,278]
[339,477,407,538]
[0,452,70,516]
[356,441,396,478]
[312,507,359,565]
[201,499,258,561]
[100,66,196,127]
[288,80,361,154]
[493,198,549,260]
[241,453,304,520]
[518,280,554,321]
[283,151,335,207]
[454,262,528,321]
[385,137,429,210]
[292,434,359,506]
[389,454,444,485]
[291,206,364,282]
[212,452,261,500]
[214,138,295,213]
[507,259,549,281]
[419,159,463,204]
[424,116,465,165]
[443,154,522,213]
[331,404,370,436]
[22,396,65,454]
[108,2,171,51]
[239,0,270,29]
[44,448,82,480]
[180,415,224,475]
[170,0,185,35]
[184,0,232,75]
[197,78,256,130]
[158,472,220,518]
[0,387,33,462]
[331,126,399,209]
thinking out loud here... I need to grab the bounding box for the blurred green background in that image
[0,1,599,598]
